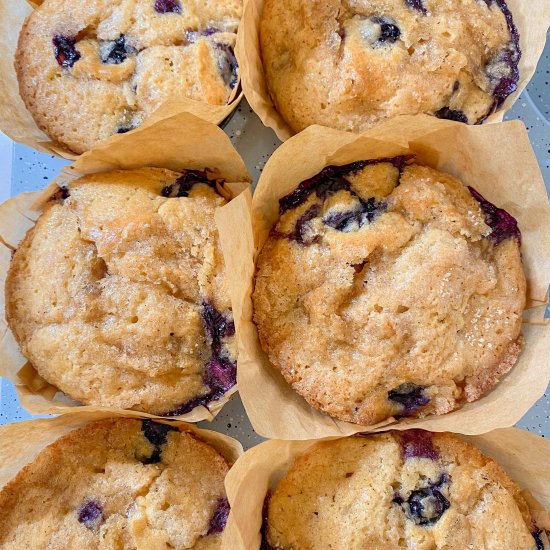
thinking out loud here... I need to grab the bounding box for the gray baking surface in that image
[1,32,549,448]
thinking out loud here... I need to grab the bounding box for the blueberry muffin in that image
[0,418,231,548]
[253,157,526,425]
[260,0,520,133]
[6,168,237,415]
[262,431,545,549]
[16,0,242,154]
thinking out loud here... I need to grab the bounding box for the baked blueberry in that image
[400,483,450,525]
[288,205,321,244]
[372,16,401,44]
[468,186,520,245]
[404,0,428,15]
[216,43,239,89]
[140,420,178,464]
[435,107,468,123]
[154,0,182,14]
[160,169,215,197]
[100,35,130,65]
[207,498,231,534]
[52,35,80,68]
[399,429,439,460]
[388,383,430,415]
[77,499,103,529]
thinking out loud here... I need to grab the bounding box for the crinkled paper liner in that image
[0,0,244,159]
[215,115,550,440]
[236,0,550,141]
[0,411,243,504]
[222,427,550,550]
[0,111,252,423]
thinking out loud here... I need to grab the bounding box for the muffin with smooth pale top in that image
[0,418,231,549]
[16,0,242,154]
[6,168,237,415]
[262,431,545,549]
[260,0,520,133]
[253,156,526,425]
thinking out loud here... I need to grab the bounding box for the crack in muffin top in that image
[253,157,526,425]
[16,0,242,153]
[5,168,237,415]
[260,0,520,133]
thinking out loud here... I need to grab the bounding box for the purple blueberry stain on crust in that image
[288,204,321,245]
[399,429,439,460]
[468,186,520,245]
[434,107,468,123]
[101,35,131,65]
[53,35,81,68]
[161,169,217,197]
[78,499,103,529]
[201,301,235,355]
[323,197,386,232]
[388,383,430,415]
[140,420,178,464]
[533,530,545,550]
[154,0,182,14]
[207,498,231,534]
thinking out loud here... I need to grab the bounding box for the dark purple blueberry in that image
[77,499,103,528]
[101,35,132,65]
[201,302,235,354]
[53,35,81,68]
[288,204,321,245]
[388,383,429,415]
[216,43,239,90]
[323,197,385,232]
[468,186,520,245]
[187,27,221,42]
[453,80,460,92]
[140,420,178,464]
[279,156,412,214]
[371,17,401,43]
[50,186,70,202]
[207,498,230,534]
[393,475,450,526]
[399,429,439,460]
[434,107,468,123]
[404,0,428,15]
[533,530,545,550]
[161,169,216,197]
[154,0,182,14]
[117,126,134,134]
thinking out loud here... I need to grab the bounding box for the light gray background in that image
[0,33,549,449]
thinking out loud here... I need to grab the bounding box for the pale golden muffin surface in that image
[260,0,520,133]
[264,432,542,550]
[6,168,237,415]
[253,158,526,425]
[0,418,230,549]
[16,0,242,154]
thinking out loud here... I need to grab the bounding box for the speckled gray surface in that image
[1,33,549,450]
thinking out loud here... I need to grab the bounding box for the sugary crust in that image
[260,0,519,133]
[0,418,229,549]
[266,432,538,549]
[5,168,236,414]
[253,162,526,425]
[15,0,242,153]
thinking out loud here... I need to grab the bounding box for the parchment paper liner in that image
[0,111,252,423]
[216,115,550,440]
[236,0,550,142]
[0,0,244,159]
[222,428,550,550]
[0,411,243,508]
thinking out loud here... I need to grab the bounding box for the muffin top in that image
[16,0,242,153]
[260,0,520,134]
[0,418,230,549]
[253,157,526,425]
[263,431,542,549]
[6,168,237,415]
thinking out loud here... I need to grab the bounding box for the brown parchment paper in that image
[236,0,550,142]
[222,428,550,550]
[0,0,244,159]
[0,411,243,500]
[0,111,252,423]
[216,115,550,440]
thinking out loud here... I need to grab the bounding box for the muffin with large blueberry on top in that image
[261,431,546,549]
[0,418,232,548]
[15,0,242,154]
[253,156,526,425]
[260,0,520,133]
[6,168,238,415]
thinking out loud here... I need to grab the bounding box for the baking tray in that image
[1,31,549,448]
